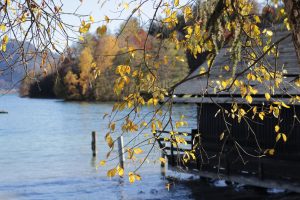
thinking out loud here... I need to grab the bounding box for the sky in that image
[43,0,269,49]
[59,0,269,37]
[60,0,159,34]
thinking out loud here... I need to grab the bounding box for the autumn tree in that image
[92,0,300,183]
[283,0,300,61]
[4,0,300,184]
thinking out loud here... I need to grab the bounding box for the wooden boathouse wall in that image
[195,102,300,179]
[162,29,300,192]
[160,103,300,192]
[197,103,300,154]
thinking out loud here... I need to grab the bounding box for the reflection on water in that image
[0,95,297,200]
[0,95,198,200]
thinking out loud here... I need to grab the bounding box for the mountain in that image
[0,40,58,90]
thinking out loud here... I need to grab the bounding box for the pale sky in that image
[60,0,269,34]
[60,0,159,34]
[53,0,269,48]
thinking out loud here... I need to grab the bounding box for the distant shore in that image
[0,89,18,95]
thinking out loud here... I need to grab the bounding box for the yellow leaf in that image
[281,102,290,108]
[0,24,6,32]
[254,15,261,23]
[275,125,280,132]
[174,0,179,7]
[284,18,291,30]
[273,107,280,118]
[1,44,6,52]
[105,132,114,148]
[135,174,141,181]
[89,15,94,23]
[247,73,255,81]
[140,121,147,128]
[128,172,135,183]
[166,183,171,191]
[127,148,134,159]
[246,95,253,104]
[133,148,143,155]
[253,106,257,114]
[221,80,228,89]
[123,2,129,9]
[183,6,193,21]
[97,25,107,36]
[224,65,230,71]
[259,112,265,120]
[118,167,124,177]
[265,93,271,101]
[159,157,166,164]
[276,133,281,142]
[5,0,10,6]
[157,120,163,130]
[110,122,116,131]
[79,36,84,41]
[219,132,225,141]
[199,67,206,74]
[3,35,8,43]
[79,22,91,34]
[107,168,117,177]
[99,160,106,166]
[105,15,110,23]
[268,149,275,156]
[151,122,156,133]
[282,133,287,142]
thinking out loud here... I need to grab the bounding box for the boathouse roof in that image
[173,29,300,104]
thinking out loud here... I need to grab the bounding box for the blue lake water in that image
[0,95,199,200]
[1,95,298,200]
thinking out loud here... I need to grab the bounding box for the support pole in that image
[118,136,125,169]
[258,157,264,180]
[161,143,166,168]
[161,143,166,177]
[91,131,97,157]
[170,142,175,166]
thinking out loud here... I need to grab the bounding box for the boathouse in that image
[162,29,300,192]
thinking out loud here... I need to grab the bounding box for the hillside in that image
[0,40,57,90]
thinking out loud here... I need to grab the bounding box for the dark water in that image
[0,95,298,200]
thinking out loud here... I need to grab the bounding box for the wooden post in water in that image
[161,143,166,168]
[170,142,175,166]
[91,131,97,157]
[118,136,125,169]
[161,143,166,177]
[258,157,264,180]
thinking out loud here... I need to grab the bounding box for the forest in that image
[19,19,189,101]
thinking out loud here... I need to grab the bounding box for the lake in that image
[0,95,200,200]
[0,95,297,200]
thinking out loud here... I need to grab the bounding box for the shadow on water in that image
[169,176,300,200]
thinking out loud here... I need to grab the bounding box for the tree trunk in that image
[283,0,300,64]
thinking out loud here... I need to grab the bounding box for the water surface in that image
[0,95,198,200]
[0,95,298,200]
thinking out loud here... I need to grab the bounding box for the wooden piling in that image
[258,157,264,180]
[161,143,166,168]
[91,131,97,157]
[118,136,125,169]
[170,142,175,166]
[161,143,166,177]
